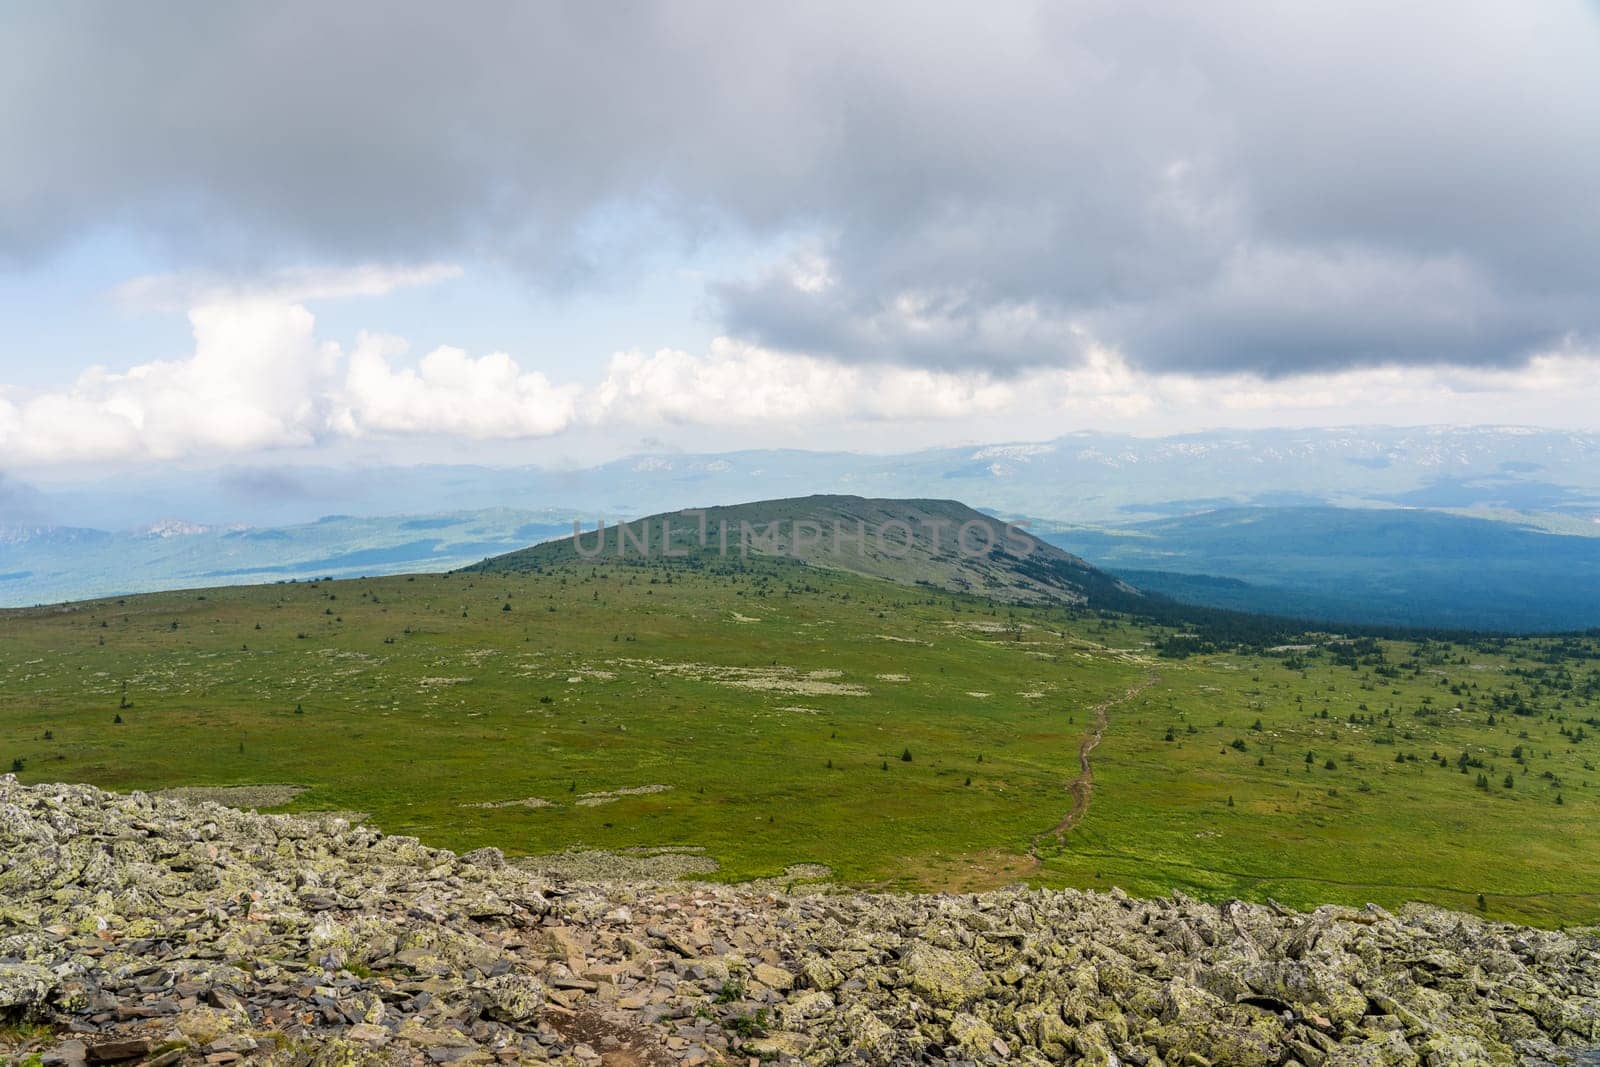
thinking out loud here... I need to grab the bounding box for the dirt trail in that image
[1030,673,1158,857]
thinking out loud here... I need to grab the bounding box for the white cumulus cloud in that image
[588,338,1014,425]
[337,335,577,440]
[0,300,338,465]
[7,266,1600,470]
[0,268,577,467]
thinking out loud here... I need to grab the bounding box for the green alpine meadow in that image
[6,497,1598,927]
[9,12,1600,1058]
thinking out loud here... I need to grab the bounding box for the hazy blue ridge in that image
[1043,506,1600,633]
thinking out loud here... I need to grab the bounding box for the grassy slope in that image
[3,552,1599,925]
[1041,639,1600,925]
[0,556,1140,889]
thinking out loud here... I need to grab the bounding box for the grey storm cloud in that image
[3,1,1599,376]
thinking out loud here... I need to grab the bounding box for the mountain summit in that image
[470,494,1140,606]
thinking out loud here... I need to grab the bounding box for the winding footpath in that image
[1031,672,1159,856]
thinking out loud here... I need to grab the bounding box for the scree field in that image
[4,554,1599,926]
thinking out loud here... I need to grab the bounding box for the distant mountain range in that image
[5,425,1600,628]
[8,426,1600,531]
[0,510,571,606]
[8,496,1600,632]
[1044,506,1600,633]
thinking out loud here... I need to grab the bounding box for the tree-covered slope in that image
[1044,506,1600,632]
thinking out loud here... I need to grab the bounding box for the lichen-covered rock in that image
[902,943,988,1007]
[3,775,1600,1067]
[475,973,546,1023]
[778,990,835,1029]
[1244,958,1369,1025]
[745,1031,814,1059]
[1072,1020,1120,1067]
[839,1002,898,1059]
[752,961,795,991]
[0,961,56,1017]
[800,957,844,991]
[459,845,506,869]
[946,1011,1000,1059]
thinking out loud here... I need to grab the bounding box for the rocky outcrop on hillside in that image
[3,777,1598,1067]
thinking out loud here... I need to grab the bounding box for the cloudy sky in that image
[3,1,1600,476]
